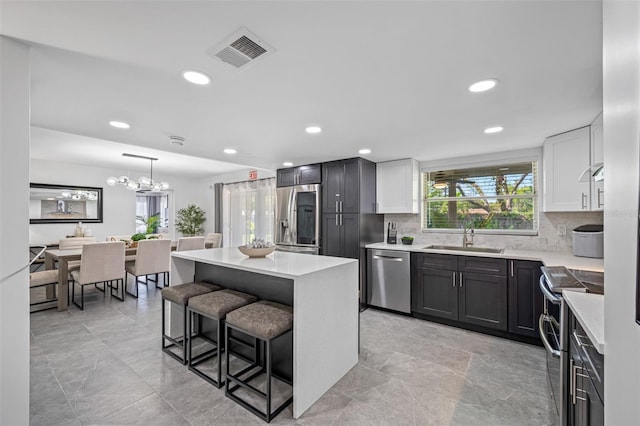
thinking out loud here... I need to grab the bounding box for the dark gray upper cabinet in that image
[276,163,321,187]
[508,260,544,337]
[322,158,376,214]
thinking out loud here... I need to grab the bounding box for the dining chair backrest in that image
[59,237,96,250]
[77,242,125,284]
[133,239,171,276]
[205,233,222,248]
[176,236,206,252]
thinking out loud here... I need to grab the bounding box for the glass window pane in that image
[423,161,537,232]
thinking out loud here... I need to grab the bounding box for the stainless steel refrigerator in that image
[275,184,321,254]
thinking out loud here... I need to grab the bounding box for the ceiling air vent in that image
[208,28,274,71]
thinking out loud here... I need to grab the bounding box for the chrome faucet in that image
[462,221,475,247]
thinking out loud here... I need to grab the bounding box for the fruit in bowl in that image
[238,239,276,257]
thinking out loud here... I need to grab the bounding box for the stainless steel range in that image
[539,266,604,426]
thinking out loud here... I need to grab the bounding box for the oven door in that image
[539,275,564,419]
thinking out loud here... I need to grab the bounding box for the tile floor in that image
[30,279,557,425]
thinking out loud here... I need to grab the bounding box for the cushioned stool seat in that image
[225,300,294,423]
[187,289,258,387]
[161,282,223,364]
[226,301,293,340]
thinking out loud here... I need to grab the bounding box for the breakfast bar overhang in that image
[169,248,359,419]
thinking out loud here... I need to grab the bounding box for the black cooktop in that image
[541,266,604,295]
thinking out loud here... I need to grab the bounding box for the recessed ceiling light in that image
[468,79,498,93]
[183,70,211,85]
[305,126,322,134]
[484,126,504,134]
[223,148,237,154]
[109,120,130,129]
[358,149,371,155]
[283,162,293,167]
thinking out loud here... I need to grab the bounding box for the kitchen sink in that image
[423,244,504,254]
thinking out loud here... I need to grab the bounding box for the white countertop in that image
[172,247,357,279]
[563,291,605,354]
[365,242,604,272]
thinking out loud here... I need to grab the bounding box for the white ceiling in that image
[2,1,603,173]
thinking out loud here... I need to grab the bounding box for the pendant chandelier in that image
[106,153,169,191]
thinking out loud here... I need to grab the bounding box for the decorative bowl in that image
[238,245,275,258]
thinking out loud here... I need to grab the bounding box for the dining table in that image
[44,241,177,311]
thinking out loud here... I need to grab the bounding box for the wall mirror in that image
[30,183,103,224]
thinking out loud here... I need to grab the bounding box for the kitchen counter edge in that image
[365,242,604,272]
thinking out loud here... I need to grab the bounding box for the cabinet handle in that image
[335,201,339,212]
[510,261,514,277]
[339,214,343,226]
[570,358,574,401]
[339,201,343,212]
[581,192,587,210]
[571,363,577,404]
[452,272,456,287]
[335,214,338,226]
[459,273,463,287]
[597,188,604,208]
[573,331,592,348]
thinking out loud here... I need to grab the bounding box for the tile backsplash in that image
[384,211,603,252]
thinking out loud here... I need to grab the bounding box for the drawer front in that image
[412,253,457,270]
[574,320,604,401]
[458,256,507,276]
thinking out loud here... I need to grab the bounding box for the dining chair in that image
[205,233,223,249]
[58,237,97,249]
[70,241,125,310]
[177,236,206,252]
[29,269,59,312]
[59,236,97,272]
[125,238,171,298]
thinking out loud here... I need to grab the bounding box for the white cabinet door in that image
[543,127,591,212]
[590,112,604,211]
[376,159,419,214]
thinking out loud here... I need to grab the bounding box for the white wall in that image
[0,36,30,425]
[603,1,640,424]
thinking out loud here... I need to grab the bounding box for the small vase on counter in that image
[74,222,84,237]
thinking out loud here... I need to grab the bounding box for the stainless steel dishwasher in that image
[367,249,411,313]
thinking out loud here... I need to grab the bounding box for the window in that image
[136,193,169,234]
[222,178,275,246]
[422,161,537,233]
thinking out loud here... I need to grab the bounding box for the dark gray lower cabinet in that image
[568,310,604,426]
[508,260,544,337]
[412,267,457,320]
[411,253,508,331]
[459,271,507,330]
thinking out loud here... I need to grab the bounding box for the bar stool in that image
[225,300,293,423]
[161,281,222,364]
[187,289,258,388]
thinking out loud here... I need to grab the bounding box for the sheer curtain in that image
[222,178,275,247]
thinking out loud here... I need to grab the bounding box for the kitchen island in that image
[169,247,359,419]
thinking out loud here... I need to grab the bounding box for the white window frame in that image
[420,148,541,236]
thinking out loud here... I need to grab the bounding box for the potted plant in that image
[130,232,147,248]
[401,236,414,245]
[136,213,161,235]
[175,203,206,236]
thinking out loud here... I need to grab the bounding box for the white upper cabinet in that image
[376,159,419,214]
[590,112,604,211]
[543,126,591,212]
